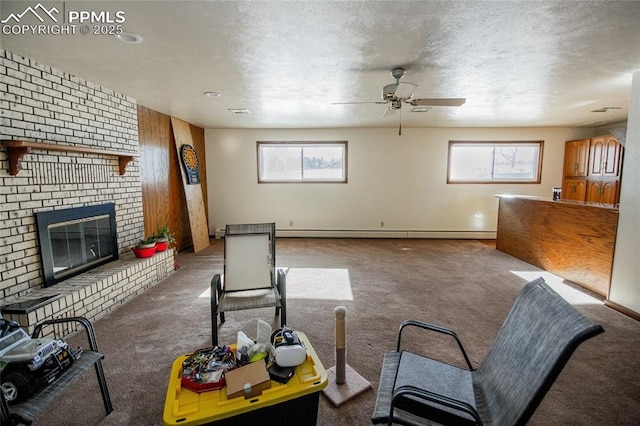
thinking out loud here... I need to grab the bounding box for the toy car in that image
[1,318,81,403]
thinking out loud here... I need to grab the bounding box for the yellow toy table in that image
[163,332,327,425]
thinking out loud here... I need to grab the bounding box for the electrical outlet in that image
[289,220,293,227]
[380,221,385,227]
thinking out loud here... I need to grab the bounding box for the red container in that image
[155,241,169,252]
[132,246,156,258]
[181,375,226,393]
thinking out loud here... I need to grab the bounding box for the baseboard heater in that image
[214,228,496,240]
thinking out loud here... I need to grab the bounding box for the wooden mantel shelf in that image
[1,140,139,175]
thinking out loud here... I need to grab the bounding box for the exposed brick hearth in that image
[1,250,175,336]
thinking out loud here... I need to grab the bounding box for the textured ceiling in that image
[2,0,640,130]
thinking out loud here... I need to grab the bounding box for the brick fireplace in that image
[0,50,174,333]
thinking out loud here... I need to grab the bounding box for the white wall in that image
[609,71,640,313]
[205,127,589,237]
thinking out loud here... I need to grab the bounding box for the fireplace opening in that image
[36,203,119,287]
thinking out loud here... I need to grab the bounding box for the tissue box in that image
[225,361,271,399]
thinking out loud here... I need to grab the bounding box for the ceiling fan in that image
[332,67,465,135]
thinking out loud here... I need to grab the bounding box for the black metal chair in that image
[210,223,286,345]
[1,316,112,425]
[371,277,604,425]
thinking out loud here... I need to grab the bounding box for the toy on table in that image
[181,345,235,392]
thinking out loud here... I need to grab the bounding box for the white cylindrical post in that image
[334,306,347,385]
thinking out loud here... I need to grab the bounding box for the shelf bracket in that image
[7,146,31,175]
[118,156,134,175]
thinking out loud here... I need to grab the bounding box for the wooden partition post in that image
[170,117,210,253]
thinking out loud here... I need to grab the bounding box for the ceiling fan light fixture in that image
[332,67,464,131]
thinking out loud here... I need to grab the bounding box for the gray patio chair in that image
[210,223,286,345]
[371,277,604,425]
[1,316,112,425]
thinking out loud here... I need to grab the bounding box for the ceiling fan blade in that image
[331,101,387,105]
[382,107,397,118]
[409,98,466,107]
[394,82,417,99]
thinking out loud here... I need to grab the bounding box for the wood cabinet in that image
[562,178,587,201]
[586,179,619,205]
[589,135,622,177]
[563,138,590,177]
[561,136,623,205]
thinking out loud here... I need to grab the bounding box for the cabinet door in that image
[564,139,590,177]
[586,180,603,203]
[601,180,619,205]
[589,137,605,176]
[562,178,587,201]
[602,137,622,177]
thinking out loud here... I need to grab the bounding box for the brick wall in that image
[0,49,144,300]
[1,249,175,336]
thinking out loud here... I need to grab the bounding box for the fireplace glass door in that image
[37,203,118,287]
[49,215,115,277]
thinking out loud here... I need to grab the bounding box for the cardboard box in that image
[225,361,271,399]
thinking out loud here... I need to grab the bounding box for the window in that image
[448,141,543,183]
[257,141,347,183]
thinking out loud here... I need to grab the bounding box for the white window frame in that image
[447,140,544,184]
[257,141,348,183]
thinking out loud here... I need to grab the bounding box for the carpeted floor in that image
[31,238,640,425]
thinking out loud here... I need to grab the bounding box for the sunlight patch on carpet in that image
[197,268,353,301]
[286,268,353,301]
[511,270,602,305]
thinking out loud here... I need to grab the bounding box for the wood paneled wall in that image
[137,105,208,252]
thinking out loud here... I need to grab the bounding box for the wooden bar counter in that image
[495,195,619,297]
